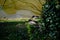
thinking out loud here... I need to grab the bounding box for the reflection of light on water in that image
[0,10,35,18]
[16,10,35,18]
[8,18,30,21]
[0,18,30,22]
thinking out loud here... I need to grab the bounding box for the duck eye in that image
[28,19,32,21]
[32,16,35,18]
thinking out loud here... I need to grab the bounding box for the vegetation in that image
[0,0,60,40]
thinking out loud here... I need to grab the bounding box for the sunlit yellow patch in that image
[4,8,16,14]
[0,0,46,15]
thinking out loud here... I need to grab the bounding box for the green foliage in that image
[0,22,28,40]
[42,0,60,40]
[0,0,60,40]
[0,21,41,40]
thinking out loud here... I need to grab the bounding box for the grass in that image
[0,21,33,40]
[0,18,45,40]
